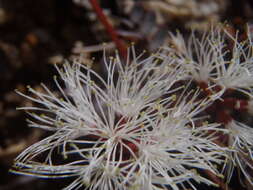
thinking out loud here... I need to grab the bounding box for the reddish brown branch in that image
[89,0,127,59]
[205,170,231,190]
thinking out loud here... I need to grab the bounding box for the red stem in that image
[89,0,127,59]
[221,98,248,111]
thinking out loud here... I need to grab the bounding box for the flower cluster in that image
[12,26,253,189]
[168,26,253,186]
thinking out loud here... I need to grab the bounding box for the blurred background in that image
[1,0,253,189]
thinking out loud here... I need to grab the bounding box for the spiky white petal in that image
[105,47,184,117]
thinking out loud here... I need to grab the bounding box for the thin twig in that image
[89,0,127,59]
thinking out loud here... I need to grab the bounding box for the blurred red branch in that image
[89,0,127,59]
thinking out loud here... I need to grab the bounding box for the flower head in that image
[12,49,226,190]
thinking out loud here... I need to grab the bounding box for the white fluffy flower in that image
[12,51,226,190]
[168,27,253,99]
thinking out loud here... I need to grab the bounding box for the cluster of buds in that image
[12,26,253,190]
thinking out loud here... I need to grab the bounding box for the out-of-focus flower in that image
[12,49,227,190]
[119,0,227,30]
[73,0,92,9]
